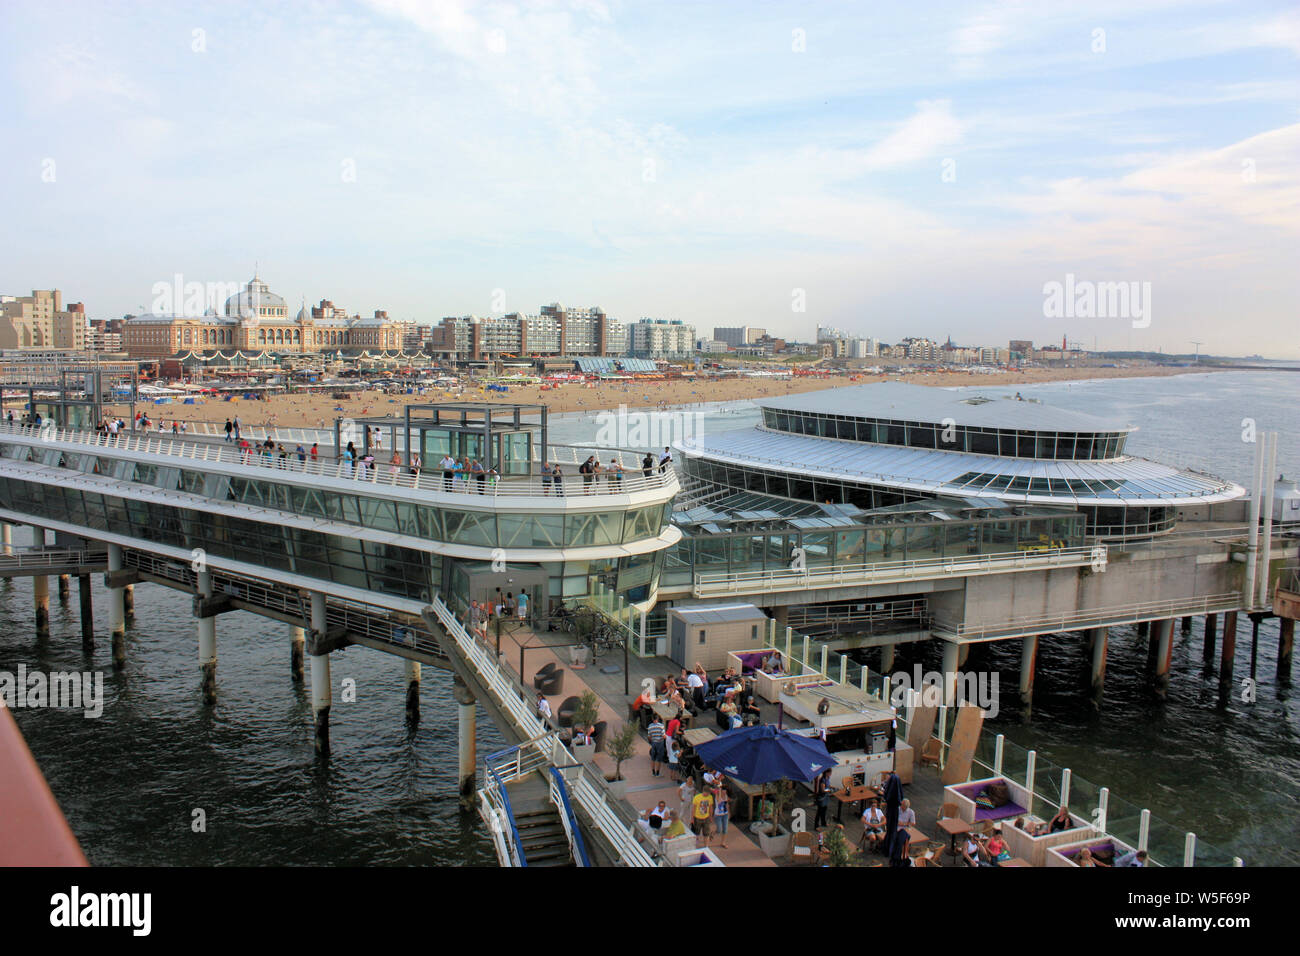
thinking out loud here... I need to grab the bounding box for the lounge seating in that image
[556,695,581,728]
[533,662,564,696]
[790,830,816,865]
[945,778,1028,823]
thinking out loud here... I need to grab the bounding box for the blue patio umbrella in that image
[693,724,837,785]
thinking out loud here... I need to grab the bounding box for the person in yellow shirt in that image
[663,810,687,841]
[692,789,715,848]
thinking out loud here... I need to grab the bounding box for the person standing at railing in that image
[607,458,623,489]
[471,458,486,493]
[224,419,233,442]
[408,451,420,477]
[541,460,553,495]
[552,464,564,497]
[642,452,654,479]
[580,455,594,493]
[658,446,672,474]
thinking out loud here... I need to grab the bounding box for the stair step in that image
[525,846,572,863]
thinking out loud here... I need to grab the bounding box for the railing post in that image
[1025,750,1037,807]
[1061,768,1071,808]
[784,626,792,661]
[1097,787,1109,834]
[839,654,847,684]
[1183,832,1196,868]
[1138,809,1151,851]
[993,734,1004,774]
[819,643,828,677]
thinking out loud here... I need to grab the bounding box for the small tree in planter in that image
[823,825,853,867]
[757,779,795,858]
[604,721,639,799]
[570,691,601,763]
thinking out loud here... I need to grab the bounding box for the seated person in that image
[1048,805,1073,833]
[860,800,886,852]
[985,826,1011,864]
[739,694,762,725]
[959,835,983,868]
[897,798,916,828]
[1076,847,1100,868]
[662,809,687,841]
[1115,849,1148,867]
[717,692,741,730]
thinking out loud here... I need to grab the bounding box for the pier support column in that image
[57,574,70,602]
[107,544,126,664]
[33,573,50,638]
[78,574,94,651]
[1203,614,1218,669]
[1181,616,1193,634]
[957,644,970,667]
[453,675,477,809]
[0,522,10,555]
[1089,627,1108,702]
[1019,636,1038,710]
[1137,620,1149,638]
[1220,611,1238,695]
[124,583,135,623]
[405,659,421,724]
[32,526,49,637]
[771,605,788,628]
[1279,619,1294,684]
[879,642,895,674]
[1153,619,1173,697]
[290,625,305,683]
[310,592,330,755]
[197,570,216,705]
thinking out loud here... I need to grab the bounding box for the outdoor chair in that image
[938,802,959,822]
[918,738,942,768]
[533,662,564,696]
[789,830,816,865]
[556,695,581,728]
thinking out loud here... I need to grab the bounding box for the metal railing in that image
[0,547,108,572]
[427,596,658,866]
[693,545,1106,597]
[0,422,679,500]
[549,767,591,867]
[935,591,1244,640]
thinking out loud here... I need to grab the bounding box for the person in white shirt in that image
[536,693,552,722]
[860,800,886,853]
[440,454,456,491]
[686,664,706,709]
[897,798,917,828]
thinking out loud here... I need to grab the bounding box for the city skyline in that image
[2,1,1297,357]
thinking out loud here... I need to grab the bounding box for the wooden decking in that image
[490,620,955,867]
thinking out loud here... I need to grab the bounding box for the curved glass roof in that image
[676,426,1243,507]
[760,381,1133,434]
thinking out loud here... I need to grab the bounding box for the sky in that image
[1,0,1297,357]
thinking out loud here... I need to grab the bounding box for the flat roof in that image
[670,604,767,623]
[760,382,1133,433]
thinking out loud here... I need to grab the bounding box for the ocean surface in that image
[3,370,1296,865]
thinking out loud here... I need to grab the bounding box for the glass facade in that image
[0,440,673,550]
[0,477,439,601]
[761,408,1129,461]
[683,455,926,510]
[664,511,1086,585]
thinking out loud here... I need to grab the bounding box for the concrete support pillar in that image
[32,526,49,637]
[1019,635,1038,709]
[78,574,94,651]
[1220,611,1238,690]
[957,644,970,667]
[1279,619,1295,684]
[405,659,421,723]
[107,544,126,664]
[33,573,50,638]
[1181,616,1193,634]
[123,584,135,622]
[941,641,959,707]
[310,592,330,755]
[1203,614,1218,668]
[0,522,11,555]
[880,642,895,674]
[771,605,788,627]
[290,625,305,683]
[1089,627,1108,702]
[453,675,477,809]
[309,652,331,756]
[57,574,70,602]
[197,570,216,705]
[1153,619,1174,697]
[1137,620,1149,638]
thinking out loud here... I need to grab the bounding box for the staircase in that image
[513,806,574,867]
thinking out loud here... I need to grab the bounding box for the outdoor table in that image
[652,701,692,725]
[998,857,1032,867]
[681,727,716,747]
[728,779,766,821]
[937,817,970,857]
[904,825,929,845]
[834,785,881,822]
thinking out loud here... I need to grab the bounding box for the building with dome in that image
[122,275,407,358]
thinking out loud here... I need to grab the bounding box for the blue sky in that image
[2,0,1297,356]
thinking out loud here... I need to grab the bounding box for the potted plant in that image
[757,779,794,858]
[823,825,853,867]
[603,721,639,799]
[570,691,601,763]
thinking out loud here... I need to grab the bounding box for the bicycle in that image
[589,622,620,659]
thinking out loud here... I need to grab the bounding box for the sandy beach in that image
[89,364,1210,430]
